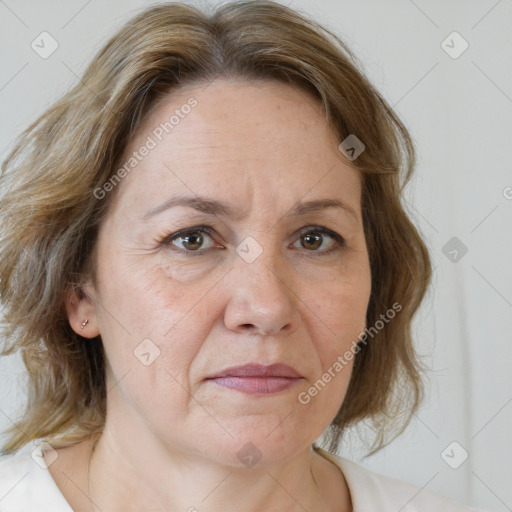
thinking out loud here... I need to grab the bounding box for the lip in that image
[210,376,301,394]
[207,363,302,379]
[206,363,303,395]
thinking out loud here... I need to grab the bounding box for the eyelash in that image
[159,225,346,257]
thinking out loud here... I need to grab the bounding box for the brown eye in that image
[179,232,204,251]
[293,227,344,254]
[163,227,217,253]
[301,233,323,250]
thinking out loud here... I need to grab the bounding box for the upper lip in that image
[207,363,302,379]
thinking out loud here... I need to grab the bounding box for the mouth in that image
[205,363,303,395]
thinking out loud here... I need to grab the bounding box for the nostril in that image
[240,324,271,335]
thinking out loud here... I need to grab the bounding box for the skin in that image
[53,78,371,511]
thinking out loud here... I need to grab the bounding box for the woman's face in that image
[81,78,371,466]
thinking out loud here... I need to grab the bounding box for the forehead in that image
[111,78,362,221]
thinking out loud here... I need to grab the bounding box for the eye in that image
[292,226,345,254]
[162,226,219,254]
[160,225,345,256]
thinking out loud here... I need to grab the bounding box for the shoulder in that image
[0,443,72,512]
[316,448,487,512]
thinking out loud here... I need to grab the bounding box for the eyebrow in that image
[142,195,359,223]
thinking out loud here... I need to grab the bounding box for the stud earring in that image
[81,319,89,329]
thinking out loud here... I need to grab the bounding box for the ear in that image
[65,282,101,338]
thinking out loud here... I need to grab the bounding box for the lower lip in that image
[208,376,301,395]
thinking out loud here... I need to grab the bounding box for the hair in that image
[0,0,431,456]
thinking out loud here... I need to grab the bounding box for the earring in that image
[81,319,89,329]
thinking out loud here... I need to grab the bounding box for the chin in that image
[193,419,317,469]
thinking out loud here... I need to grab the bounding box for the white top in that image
[0,442,485,511]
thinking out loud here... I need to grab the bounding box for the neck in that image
[84,422,348,512]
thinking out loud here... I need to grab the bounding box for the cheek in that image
[306,262,371,354]
[95,241,219,337]
[94,251,224,402]
[297,279,368,419]
[95,268,208,424]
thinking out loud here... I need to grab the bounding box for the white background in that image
[0,1,511,511]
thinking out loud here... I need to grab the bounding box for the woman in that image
[0,1,484,510]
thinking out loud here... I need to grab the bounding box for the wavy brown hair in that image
[0,0,431,455]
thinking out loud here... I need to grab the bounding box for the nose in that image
[222,246,300,338]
